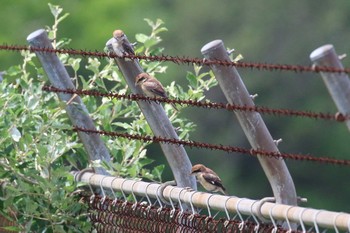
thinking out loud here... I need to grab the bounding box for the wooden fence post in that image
[27,29,110,175]
[310,44,350,130]
[106,35,196,190]
[201,40,297,206]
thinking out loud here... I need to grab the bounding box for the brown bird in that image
[190,164,228,195]
[135,73,178,111]
[112,29,135,56]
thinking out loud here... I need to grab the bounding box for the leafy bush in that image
[0,4,217,232]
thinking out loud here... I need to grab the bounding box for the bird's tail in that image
[221,188,229,196]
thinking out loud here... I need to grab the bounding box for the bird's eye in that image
[137,77,145,83]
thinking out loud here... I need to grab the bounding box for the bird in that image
[135,72,178,111]
[190,164,228,195]
[112,29,135,57]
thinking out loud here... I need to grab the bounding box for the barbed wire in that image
[6,45,350,165]
[73,126,350,167]
[42,85,348,122]
[1,44,350,74]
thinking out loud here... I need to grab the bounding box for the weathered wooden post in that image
[310,44,350,131]
[201,40,297,206]
[106,34,196,190]
[27,29,111,175]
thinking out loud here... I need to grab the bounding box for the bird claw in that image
[158,180,177,205]
[184,186,195,192]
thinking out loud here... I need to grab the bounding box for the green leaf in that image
[148,47,164,56]
[85,58,101,74]
[56,38,72,48]
[144,37,160,48]
[139,158,154,167]
[113,122,131,130]
[6,65,21,76]
[135,33,148,43]
[128,165,138,177]
[154,18,165,29]
[186,72,197,88]
[48,3,63,18]
[9,126,21,142]
[26,95,39,110]
[233,53,244,62]
[156,18,164,24]
[57,13,70,24]
[152,165,165,180]
[68,58,81,72]
[153,27,168,35]
[63,154,78,169]
[146,62,161,71]
[2,226,21,232]
[144,18,155,28]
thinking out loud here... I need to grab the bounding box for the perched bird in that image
[190,164,228,195]
[112,29,135,57]
[135,72,178,111]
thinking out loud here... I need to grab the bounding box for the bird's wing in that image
[122,41,135,55]
[202,173,226,191]
[145,80,167,98]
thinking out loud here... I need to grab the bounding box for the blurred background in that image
[1,0,350,212]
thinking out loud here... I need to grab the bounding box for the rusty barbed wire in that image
[42,85,348,122]
[1,43,350,74]
[81,193,303,233]
[73,126,350,167]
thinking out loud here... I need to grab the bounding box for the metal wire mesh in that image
[81,194,306,233]
[0,214,17,233]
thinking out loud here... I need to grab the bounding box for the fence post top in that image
[201,40,224,54]
[27,29,47,42]
[310,44,334,61]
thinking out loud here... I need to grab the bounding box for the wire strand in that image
[72,126,350,166]
[42,85,348,122]
[2,44,350,74]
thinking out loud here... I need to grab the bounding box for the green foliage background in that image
[0,3,217,231]
[1,0,350,230]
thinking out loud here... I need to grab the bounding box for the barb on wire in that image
[42,85,349,122]
[2,44,350,74]
[73,126,350,167]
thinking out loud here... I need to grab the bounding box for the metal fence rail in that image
[74,171,350,232]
